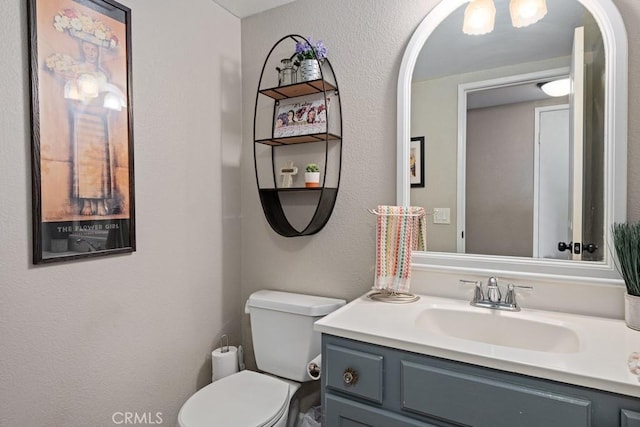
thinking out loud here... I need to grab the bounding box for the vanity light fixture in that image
[463,0,547,35]
[510,0,548,28]
[538,78,571,97]
[463,0,496,35]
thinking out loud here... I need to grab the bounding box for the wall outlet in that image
[433,208,450,225]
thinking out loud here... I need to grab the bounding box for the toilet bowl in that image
[177,370,299,427]
[177,290,345,427]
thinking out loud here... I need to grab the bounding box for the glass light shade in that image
[539,78,571,97]
[510,0,547,28]
[463,0,496,35]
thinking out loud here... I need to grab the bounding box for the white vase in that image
[625,293,640,331]
[299,59,321,82]
[305,172,320,188]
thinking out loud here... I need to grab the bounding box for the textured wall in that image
[241,0,431,302]
[239,0,433,365]
[1,0,639,424]
[410,57,568,253]
[0,1,242,425]
[240,0,640,342]
[619,0,640,219]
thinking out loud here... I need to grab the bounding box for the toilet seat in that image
[178,370,291,427]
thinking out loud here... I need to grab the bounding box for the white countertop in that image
[314,292,640,398]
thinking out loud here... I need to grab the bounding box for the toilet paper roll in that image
[212,346,239,382]
[307,354,321,380]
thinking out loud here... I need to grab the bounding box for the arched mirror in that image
[397,0,627,282]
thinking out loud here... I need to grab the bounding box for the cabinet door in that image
[401,361,592,427]
[325,394,445,427]
[622,409,640,427]
[325,344,384,403]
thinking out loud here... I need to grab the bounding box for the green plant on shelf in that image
[305,163,320,173]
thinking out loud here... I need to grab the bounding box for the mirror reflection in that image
[410,0,604,261]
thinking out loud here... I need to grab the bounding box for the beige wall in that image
[619,0,640,217]
[240,0,640,337]
[239,0,432,364]
[240,0,432,317]
[465,98,566,257]
[410,57,570,253]
[2,0,640,424]
[242,0,640,352]
[466,102,536,257]
[0,1,242,425]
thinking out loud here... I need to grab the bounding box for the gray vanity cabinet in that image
[322,334,640,427]
[325,394,438,426]
[622,409,640,426]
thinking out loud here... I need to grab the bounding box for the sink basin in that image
[415,306,581,353]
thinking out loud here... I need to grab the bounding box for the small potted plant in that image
[305,163,321,188]
[295,37,327,82]
[612,222,640,330]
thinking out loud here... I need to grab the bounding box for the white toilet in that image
[177,290,345,427]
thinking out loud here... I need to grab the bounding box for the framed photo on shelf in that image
[410,136,425,188]
[28,0,135,264]
[273,94,331,138]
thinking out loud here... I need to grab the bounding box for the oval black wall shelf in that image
[253,35,342,237]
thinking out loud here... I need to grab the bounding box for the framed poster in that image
[273,94,331,138]
[410,136,425,188]
[28,0,135,264]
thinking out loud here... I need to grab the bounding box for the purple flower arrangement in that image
[295,37,328,63]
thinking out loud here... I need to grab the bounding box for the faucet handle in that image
[459,279,484,303]
[504,283,533,307]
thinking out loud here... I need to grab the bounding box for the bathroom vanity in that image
[315,294,640,426]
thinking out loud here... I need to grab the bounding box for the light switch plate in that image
[433,208,450,225]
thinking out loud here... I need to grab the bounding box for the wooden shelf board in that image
[260,187,338,193]
[260,80,337,100]
[256,132,341,146]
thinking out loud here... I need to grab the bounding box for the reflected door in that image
[569,26,585,261]
[535,105,570,260]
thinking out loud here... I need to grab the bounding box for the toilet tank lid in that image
[247,290,346,316]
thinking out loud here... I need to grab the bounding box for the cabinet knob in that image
[343,368,358,386]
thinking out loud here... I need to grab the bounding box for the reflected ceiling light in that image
[509,0,547,28]
[538,78,571,97]
[77,74,100,99]
[63,81,80,101]
[463,0,496,35]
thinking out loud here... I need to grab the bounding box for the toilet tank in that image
[245,290,345,382]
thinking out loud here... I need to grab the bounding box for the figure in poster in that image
[275,112,288,129]
[44,6,127,217]
[306,107,317,124]
[286,110,295,125]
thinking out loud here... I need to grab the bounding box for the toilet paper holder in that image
[219,334,230,353]
[308,362,320,378]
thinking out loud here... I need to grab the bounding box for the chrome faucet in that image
[460,277,532,312]
[486,276,501,303]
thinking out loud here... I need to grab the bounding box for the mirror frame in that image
[397,0,628,284]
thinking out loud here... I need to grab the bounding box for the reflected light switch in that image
[433,208,450,225]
